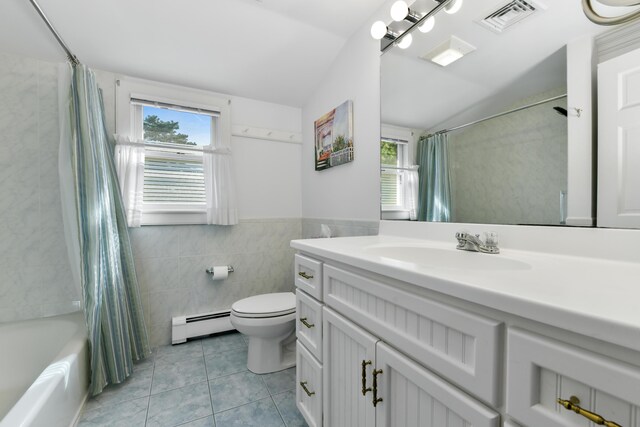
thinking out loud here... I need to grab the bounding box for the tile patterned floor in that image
[78,332,308,427]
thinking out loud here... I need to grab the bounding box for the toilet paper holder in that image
[205,265,235,275]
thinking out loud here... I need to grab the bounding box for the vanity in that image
[291,221,640,427]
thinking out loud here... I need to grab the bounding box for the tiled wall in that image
[301,218,379,239]
[0,52,79,322]
[131,218,301,347]
[449,88,568,225]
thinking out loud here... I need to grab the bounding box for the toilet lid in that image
[232,292,296,318]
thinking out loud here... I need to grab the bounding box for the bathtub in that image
[0,312,89,427]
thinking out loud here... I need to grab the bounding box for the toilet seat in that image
[231,292,296,318]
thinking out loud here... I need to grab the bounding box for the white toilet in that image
[230,292,297,374]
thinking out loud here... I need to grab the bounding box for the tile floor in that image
[78,332,308,427]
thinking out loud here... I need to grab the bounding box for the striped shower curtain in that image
[59,64,150,396]
[416,133,452,222]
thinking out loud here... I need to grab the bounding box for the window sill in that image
[381,210,411,221]
[140,211,207,226]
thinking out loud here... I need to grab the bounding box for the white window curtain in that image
[114,135,145,227]
[203,144,238,225]
[404,168,419,221]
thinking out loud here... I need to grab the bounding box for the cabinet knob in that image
[300,317,315,328]
[361,360,372,396]
[372,369,383,407]
[298,271,314,280]
[300,381,316,397]
[557,397,622,427]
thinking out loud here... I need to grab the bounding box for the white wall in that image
[230,96,302,219]
[300,14,385,221]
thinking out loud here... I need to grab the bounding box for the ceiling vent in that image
[477,0,545,34]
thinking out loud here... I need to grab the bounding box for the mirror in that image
[380,0,609,226]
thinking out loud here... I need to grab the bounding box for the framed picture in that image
[314,100,354,171]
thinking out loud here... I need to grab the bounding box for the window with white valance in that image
[115,78,237,226]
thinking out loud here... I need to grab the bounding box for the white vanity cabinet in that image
[294,254,325,427]
[322,306,500,427]
[293,246,640,427]
[506,328,640,427]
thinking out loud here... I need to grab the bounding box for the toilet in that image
[230,292,297,374]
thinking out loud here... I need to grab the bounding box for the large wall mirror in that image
[380,0,639,227]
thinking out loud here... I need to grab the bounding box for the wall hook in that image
[572,107,582,118]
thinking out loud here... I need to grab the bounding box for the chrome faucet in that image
[455,231,500,254]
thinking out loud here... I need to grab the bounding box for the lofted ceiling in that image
[0,0,388,107]
[381,0,613,131]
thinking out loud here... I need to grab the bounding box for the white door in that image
[598,48,640,228]
[322,307,377,427]
[375,341,500,427]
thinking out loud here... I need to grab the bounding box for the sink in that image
[363,245,531,271]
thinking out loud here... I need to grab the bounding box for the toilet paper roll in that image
[211,266,229,281]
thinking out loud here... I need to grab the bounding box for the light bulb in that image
[445,0,463,14]
[370,21,388,40]
[418,16,435,33]
[397,33,413,49]
[390,0,409,22]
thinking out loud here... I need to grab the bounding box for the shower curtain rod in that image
[429,94,568,137]
[28,0,79,65]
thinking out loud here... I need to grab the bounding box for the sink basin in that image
[363,245,531,271]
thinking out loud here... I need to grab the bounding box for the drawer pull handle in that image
[372,369,383,407]
[300,317,315,328]
[298,271,314,280]
[361,360,372,395]
[557,397,622,427]
[300,381,316,397]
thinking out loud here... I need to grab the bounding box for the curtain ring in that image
[582,0,640,25]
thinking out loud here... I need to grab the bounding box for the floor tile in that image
[77,396,148,427]
[84,367,153,411]
[209,371,270,413]
[204,348,248,379]
[262,368,296,396]
[133,355,155,372]
[202,332,247,356]
[273,390,308,427]
[177,415,215,426]
[214,397,285,427]
[154,340,203,364]
[152,356,207,395]
[147,381,212,427]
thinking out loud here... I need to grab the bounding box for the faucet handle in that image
[483,232,499,247]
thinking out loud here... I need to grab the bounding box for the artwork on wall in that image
[314,100,354,171]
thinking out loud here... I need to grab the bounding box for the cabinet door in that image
[507,328,640,427]
[297,341,322,427]
[375,341,500,427]
[598,47,640,228]
[323,307,377,427]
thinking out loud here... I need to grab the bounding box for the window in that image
[133,100,216,212]
[116,78,233,225]
[380,138,409,211]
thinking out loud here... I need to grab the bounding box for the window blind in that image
[143,150,206,205]
[381,170,403,207]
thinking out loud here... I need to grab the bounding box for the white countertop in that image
[291,234,640,352]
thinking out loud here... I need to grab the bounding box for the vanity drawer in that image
[506,328,640,427]
[323,264,503,406]
[296,341,322,427]
[295,254,323,300]
[296,289,323,362]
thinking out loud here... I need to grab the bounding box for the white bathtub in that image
[0,312,89,427]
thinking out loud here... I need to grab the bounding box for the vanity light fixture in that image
[422,35,476,66]
[418,16,436,33]
[444,0,464,14]
[371,0,461,52]
[397,33,413,49]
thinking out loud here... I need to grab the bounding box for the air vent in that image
[477,0,544,34]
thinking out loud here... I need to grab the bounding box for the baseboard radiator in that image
[172,309,235,344]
